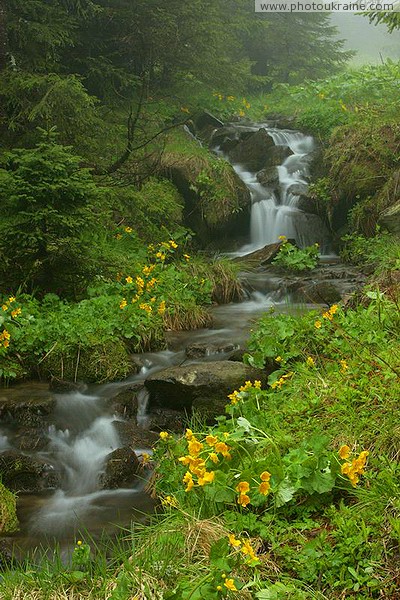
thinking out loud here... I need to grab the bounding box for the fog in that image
[331,13,400,63]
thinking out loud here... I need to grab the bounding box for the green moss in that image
[161,128,249,241]
[0,481,18,534]
[39,339,134,383]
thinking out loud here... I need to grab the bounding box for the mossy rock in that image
[161,129,250,245]
[39,339,133,383]
[0,481,18,533]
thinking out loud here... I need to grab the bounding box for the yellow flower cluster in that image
[339,445,369,487]
[235,470,271,507]
[178,429,232,492]
[306,356,315,367]
[0,329,11,349]
[228,533,259,563]
[120,263,166,316]
[227,380,262,405]
[339,359,348,373]
[322,304,339,321]
[161,495,178,508]
[271,372,293,390]
[2,297,16,312]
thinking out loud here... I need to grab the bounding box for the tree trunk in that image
[0,0,8,70]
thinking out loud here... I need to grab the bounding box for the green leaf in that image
[275,479,296,507]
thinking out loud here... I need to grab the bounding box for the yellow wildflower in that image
[124,226,133,233]
[115,233,122,240]
[169,240,178,248]
[238,109,245,117]
[183,472,194,492]
[77,540,82,546]
[142,265,155,276]
[224,579,237,592]
[278,235,287,241]
[329,304,339,315]
[2,305,8,312]
[183,254,190,261]
[228,533,241,548]
[125,276,133,284]
[119,298,127,310]
[209,452,219,464]
[188,439,203,456]
[142,452,151,464]
[185,429,194,440]
[314,320,322,329]
[139,303,152,313]
[306,356,315,367]
[241,540,258,561]
[323,311,333,321]
[237,493,250,507]
[156,252,166,261]
[159,431,170,441]
[205,434,218,446]
[236,481,250,494]
[275,356,283,362]
[197,471,215,486]
[162,495,178,508]
[158,300,166,315]
[338,445,351,460]
[228,390,240,404]
[254,380,262,389]
[11,308,22,318]
[260,471,271,481]
[189,457,206,476]
[339,359,348,373]
[259,481,270,495]
[8,297,15,303]
[214,441,230,457]
[180,107,189,113]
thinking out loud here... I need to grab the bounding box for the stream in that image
[0,123,360,556]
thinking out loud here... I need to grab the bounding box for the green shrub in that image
[271,238,319,272]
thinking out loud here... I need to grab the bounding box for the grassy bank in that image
[2,235,399,599]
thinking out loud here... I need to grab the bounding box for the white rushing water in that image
[222,126,329,255]
[32,391,122,533]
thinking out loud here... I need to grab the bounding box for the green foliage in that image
[271,238,319,272]
[341,231,400,271]
[0,71,98,146]
[112,178,184,242]
[0,133,104,295]
[0,480,18,533]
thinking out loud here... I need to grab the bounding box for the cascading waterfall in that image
[32,391,122,534]
[221,126,329,254]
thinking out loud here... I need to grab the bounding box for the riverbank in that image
[1,233,399,599]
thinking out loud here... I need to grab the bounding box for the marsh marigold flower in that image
[228,533,241,548]
[339,445,351,460]
[236,481,250,494]
[237,493,250,507]
[224,579,237,592]
[159,431,170,440]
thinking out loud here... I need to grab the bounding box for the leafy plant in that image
[272,238,319,272]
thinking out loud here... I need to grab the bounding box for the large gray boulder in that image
[145,361,269,418]
[229,128,275,171]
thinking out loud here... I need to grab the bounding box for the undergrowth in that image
[2,270,399,598]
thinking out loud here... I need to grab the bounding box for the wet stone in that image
[100,447,141,490]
